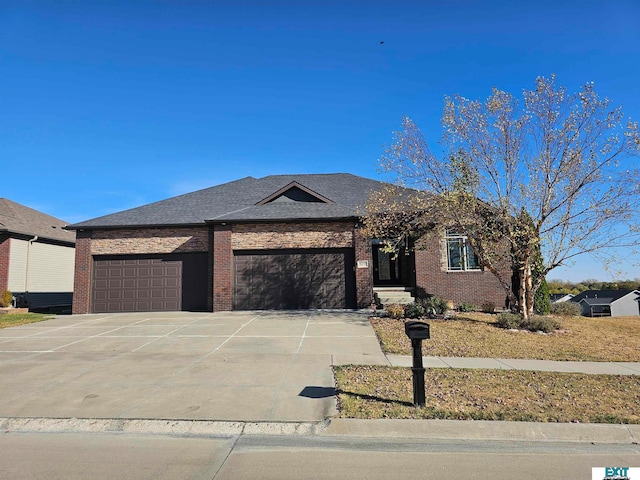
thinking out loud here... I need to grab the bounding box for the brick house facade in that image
[69,174,507,314]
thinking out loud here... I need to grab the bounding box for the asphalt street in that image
[2,431,639,480]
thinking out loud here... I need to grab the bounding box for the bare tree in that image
[365,75,640,320]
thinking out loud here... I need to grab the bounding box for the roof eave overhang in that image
[206,216,359,225]
[66,222,208,231]
[0,228,75,246]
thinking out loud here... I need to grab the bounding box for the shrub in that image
[534,278,551,315]
[481,302,496,314]
[496,312,561,333]
[527,316,562,333]
[0,290,12,308]
[385,303,405,319]
[403,302,425,319]
[420,296,450,315]
[496,312,522,329]
[550,301,582,316]
[457,302,476,312]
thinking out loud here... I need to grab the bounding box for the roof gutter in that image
[65,222,209,231]
[205,216,360,225]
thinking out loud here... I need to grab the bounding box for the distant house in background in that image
[0,199,76,312]
[550,293,574,303]
[570,289,640,317]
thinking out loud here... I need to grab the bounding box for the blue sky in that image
[2,1,639,282]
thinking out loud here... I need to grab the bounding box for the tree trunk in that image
[518,259,534,321]
[525,263,534,320]
[518,267,527,320]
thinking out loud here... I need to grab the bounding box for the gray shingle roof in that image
[579,297,614,306]
[0,198,76,244]
[571,289,638,305]
[69,173,388,228]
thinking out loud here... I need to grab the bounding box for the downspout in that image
[24,236,38,300]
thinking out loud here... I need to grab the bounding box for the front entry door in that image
[372,244,402,286]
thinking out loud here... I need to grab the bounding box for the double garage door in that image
[233,249,356,310]
[92,254,208,313]
[92,249,356,312]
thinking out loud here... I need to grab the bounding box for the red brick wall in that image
[414,234,508,309]
[207,227,214,311]
[0,234,10,293]
[213,224,232,311]
[353,228,373,308]
[72,230,93,314]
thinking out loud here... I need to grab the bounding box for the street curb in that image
[0,417,329,437]
[2,417,638,444]
[322,419,640,444]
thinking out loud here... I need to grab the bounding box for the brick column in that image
[0,235,10,294]
[213,224,232,311]
[353,227,373,308]
[72,230,93,314]
[207,226,214,311]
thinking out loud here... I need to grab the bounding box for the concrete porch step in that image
[373,288,414,307]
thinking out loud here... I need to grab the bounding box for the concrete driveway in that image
[0,311,387,422]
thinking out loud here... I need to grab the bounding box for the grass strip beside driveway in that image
[0,313,52,329]
[371,314,640,362]
[334,366,640,424]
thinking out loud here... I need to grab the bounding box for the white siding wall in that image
[8,239,75,292]
[7,239,28,292]
[611,293,640,316]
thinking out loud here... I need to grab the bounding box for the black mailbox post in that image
[404,321,430,406]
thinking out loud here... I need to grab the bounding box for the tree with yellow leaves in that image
[364,76,640,320]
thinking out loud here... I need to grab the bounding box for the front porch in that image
[373,286,414,308]
[371,241,415,307]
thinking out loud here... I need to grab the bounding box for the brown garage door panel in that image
[233,249,356,310]
[92,254,208,313]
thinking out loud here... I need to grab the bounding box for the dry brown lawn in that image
[336,314,640,423]
[371,313,640,361]
[334,365,640,424]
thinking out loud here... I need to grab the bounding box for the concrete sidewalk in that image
[383,355,640,375]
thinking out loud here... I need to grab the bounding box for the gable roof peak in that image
[256,181,335,205]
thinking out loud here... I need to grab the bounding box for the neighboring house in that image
[570,289,640,317]
[550,293,574,303]
[68,174,507,314]
[0,199,76,311]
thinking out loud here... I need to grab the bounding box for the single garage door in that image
[233,248,356,310]
[92,254,208,313]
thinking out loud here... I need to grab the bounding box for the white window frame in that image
[446,231,481,271]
